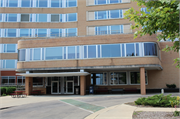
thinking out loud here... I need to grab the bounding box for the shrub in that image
[166,84,176,88]
[2,93,6,96]
[1,87,6,95]
[134,94,177,107]
[6,87,16,95]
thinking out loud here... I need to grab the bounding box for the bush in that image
[2,93,6,96]
[6,87,16,95]
[134,94,177,107]
[1,87,6,95]
[166,84,176,88]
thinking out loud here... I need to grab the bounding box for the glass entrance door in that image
[66,81,74,94]
[51,81,58,94]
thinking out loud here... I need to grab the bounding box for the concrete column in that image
[80,76,86,95]
[140,67,146,95]
[25,77,33,95]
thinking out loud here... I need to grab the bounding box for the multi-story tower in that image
[0,0,179,95]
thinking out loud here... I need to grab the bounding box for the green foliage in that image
[124,0,180,68]
[2,93,6,96]
[166,84,176,88]
[1,87,6,95]
[6,87,16,95]
[173,111,180,117]
[134,94,177,107]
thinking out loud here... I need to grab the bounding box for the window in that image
[110,72,126,85]
[1,76,8,85]
[126,43,135,56]
[130,72,148,84]
[51,0,61,7]
[50,29,59,37]
[68,0,77,7]
[68,46,75,59]
[1,60,16,69]
[67,28,77,37]
[74,76,79,86]
[20,29,31,37]
[91,73,107,85]
[6,29,16,37]
[51,14,59,22]
[111,25,122,34]
[21,14,29,22]
[34,48,41,60]
[6,0,18,7]
[18,49,26,61]
[136,43,139,56]
[35,29,47,37]
[0,0,3,7]
[95,0,106,5]
[102,44,121,57]
[144,43,157,56]
[33,77,43,86]
[67,13,77,22]
[0,14,2,22]
[96,26,107,35]
[95,11,107,20]
[36,0,48,7]
[110,0,121,4]
[6,14,17,22]
[17,76,25,85]
[22,0,33,7]
[9,76,15,84]
[110,10,120,18]
[88,45,96,58]
[45,47,62,60]
[6,44,16,52]
[37,14,47,22]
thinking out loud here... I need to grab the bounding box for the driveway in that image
[0,93,179,119]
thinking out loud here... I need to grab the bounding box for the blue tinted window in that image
[36,29,47,37]
[6,60,15,68]
[1,0,3,7]
[20,29,29,37]
[7,44,16,52]
[96,26,107,35]
[8,0,18,7]
[88,45,96,58]
[77,46,79,58]
[38,14,47,22]
[38,0,47,7]
[19,49,26,61]
[7,29,16,37]
[8,14,17,22]
[84,46,87,58]
[95,0,106,5]
[111,25,120,34]
[30,49,33,60]
[46,47,62,60]
[68,0,76,7]
[136,43,139,56]
[0,14,2,22]
[126,44,135,56]
[51,0,59,7]
[50,29,59,37]
[98,45,100,58]
[22,0,31,7]
[64,47,66,59]
[122,44,125,57]
[68,13,77,22]
[144,43,157,56]
[96,11,107,19]
[68,46,75,59]
[34,48,41,60]
[110,0,119,3]
[67,28,77,37]
[102,44,120,57]
[110,10,119,18]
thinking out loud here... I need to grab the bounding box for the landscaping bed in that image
[133,111,180,119]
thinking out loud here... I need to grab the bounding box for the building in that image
[0,0,179,95]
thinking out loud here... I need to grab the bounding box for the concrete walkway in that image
[85,104,180,119]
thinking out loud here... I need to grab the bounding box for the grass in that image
[133,111,143,115]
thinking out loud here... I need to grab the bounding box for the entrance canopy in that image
[16,72,90,77]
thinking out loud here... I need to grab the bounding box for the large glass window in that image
[95,11,107,20]
[50,29,59,37]
[7,0,18,7]
[96,26,107,35]
[1,76,8,85]
[68,0,77,7]
[6,14,17,22]
[20,29,30,37]
[19,49,26,61]
[0,14,2,22]
[9,76,15,84]
[68,46,75,59]
[33,77,43,85]
[37,14,47,22]
[36,0,48,7]
[36,29,47,37]
[144,43,157,56]
[111,25,120,34]
[95,0,106,5]
[17,76,25,85]
[6,44,16,52]
[51,0,61,7]
[51,14,59,22]
[126,43,135,56]
[6,60,16,68]
[6,29,16,37]
[110,10,120,18]
[67,13,77,22]
[92,73,107,85]
[102,44,121,57]
[130,72,148,84]
[110,72,126,85]
[22,0,32,7]
[21,14,29,22]
[110,0,120,4]
[136,43,139,56]
[34,48,41,60]
[67,28,77,37]
[88,45,96,58]
[45,47,62,60]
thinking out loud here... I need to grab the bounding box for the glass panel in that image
[59,79,61,93]
[96,26,107,35]
[131,72,140,84]
[38,14,47,22]
[96,73,104,85]
[67,82,73,93]
[21,14,29,22]
[64,47,66,59]
[110,0,119,3]
[102,44,120,57]
[0,14,2,22]
[50,29,59,37]
[77,46,79,58]
[33,77,43,85]
[67,28,77,37]
[98,45,100,58]
[51,0,59,7]
[47,77,51,85]
[17,76,22,85]
[122,44,125,57]
[52,82,58,93]
[22,0,31,7]
[45,47,62,60]
[7,29,16,37]
[126,44,135,56]
[8,0,18,7]
[95,0,106,5]
[84,46,87,58]
[68,46,75,59]
[96,11,107,19]
[88,45,96,58]
[22,76,25,84]
[144,43,157,56]
[19,49,26,61]
[74,76,78,86]
[39,0,47,7]
[6,44,16,52]
[20,29,29,37]
[2,77,8,85]
[68,0,76,7]
[136,43,139,56]
[114,72,126,84]
[51,14,59,22]
[64,77,66,93]
[34,48,41,60]
[9,77,15,84]
[68,13,77,22]
[37,29,47,37]
[110,10,119,18]
[8,14,17,22]
[6,60,15,68]
[111,25,120,34]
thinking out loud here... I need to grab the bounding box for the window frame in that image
[109,71,128,85]
[129,71,148,85]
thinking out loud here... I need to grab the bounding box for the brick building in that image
[0,0,179,95]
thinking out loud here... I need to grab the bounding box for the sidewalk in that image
[85,104,180,119]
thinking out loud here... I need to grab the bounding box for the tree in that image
[124,0,180,68]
